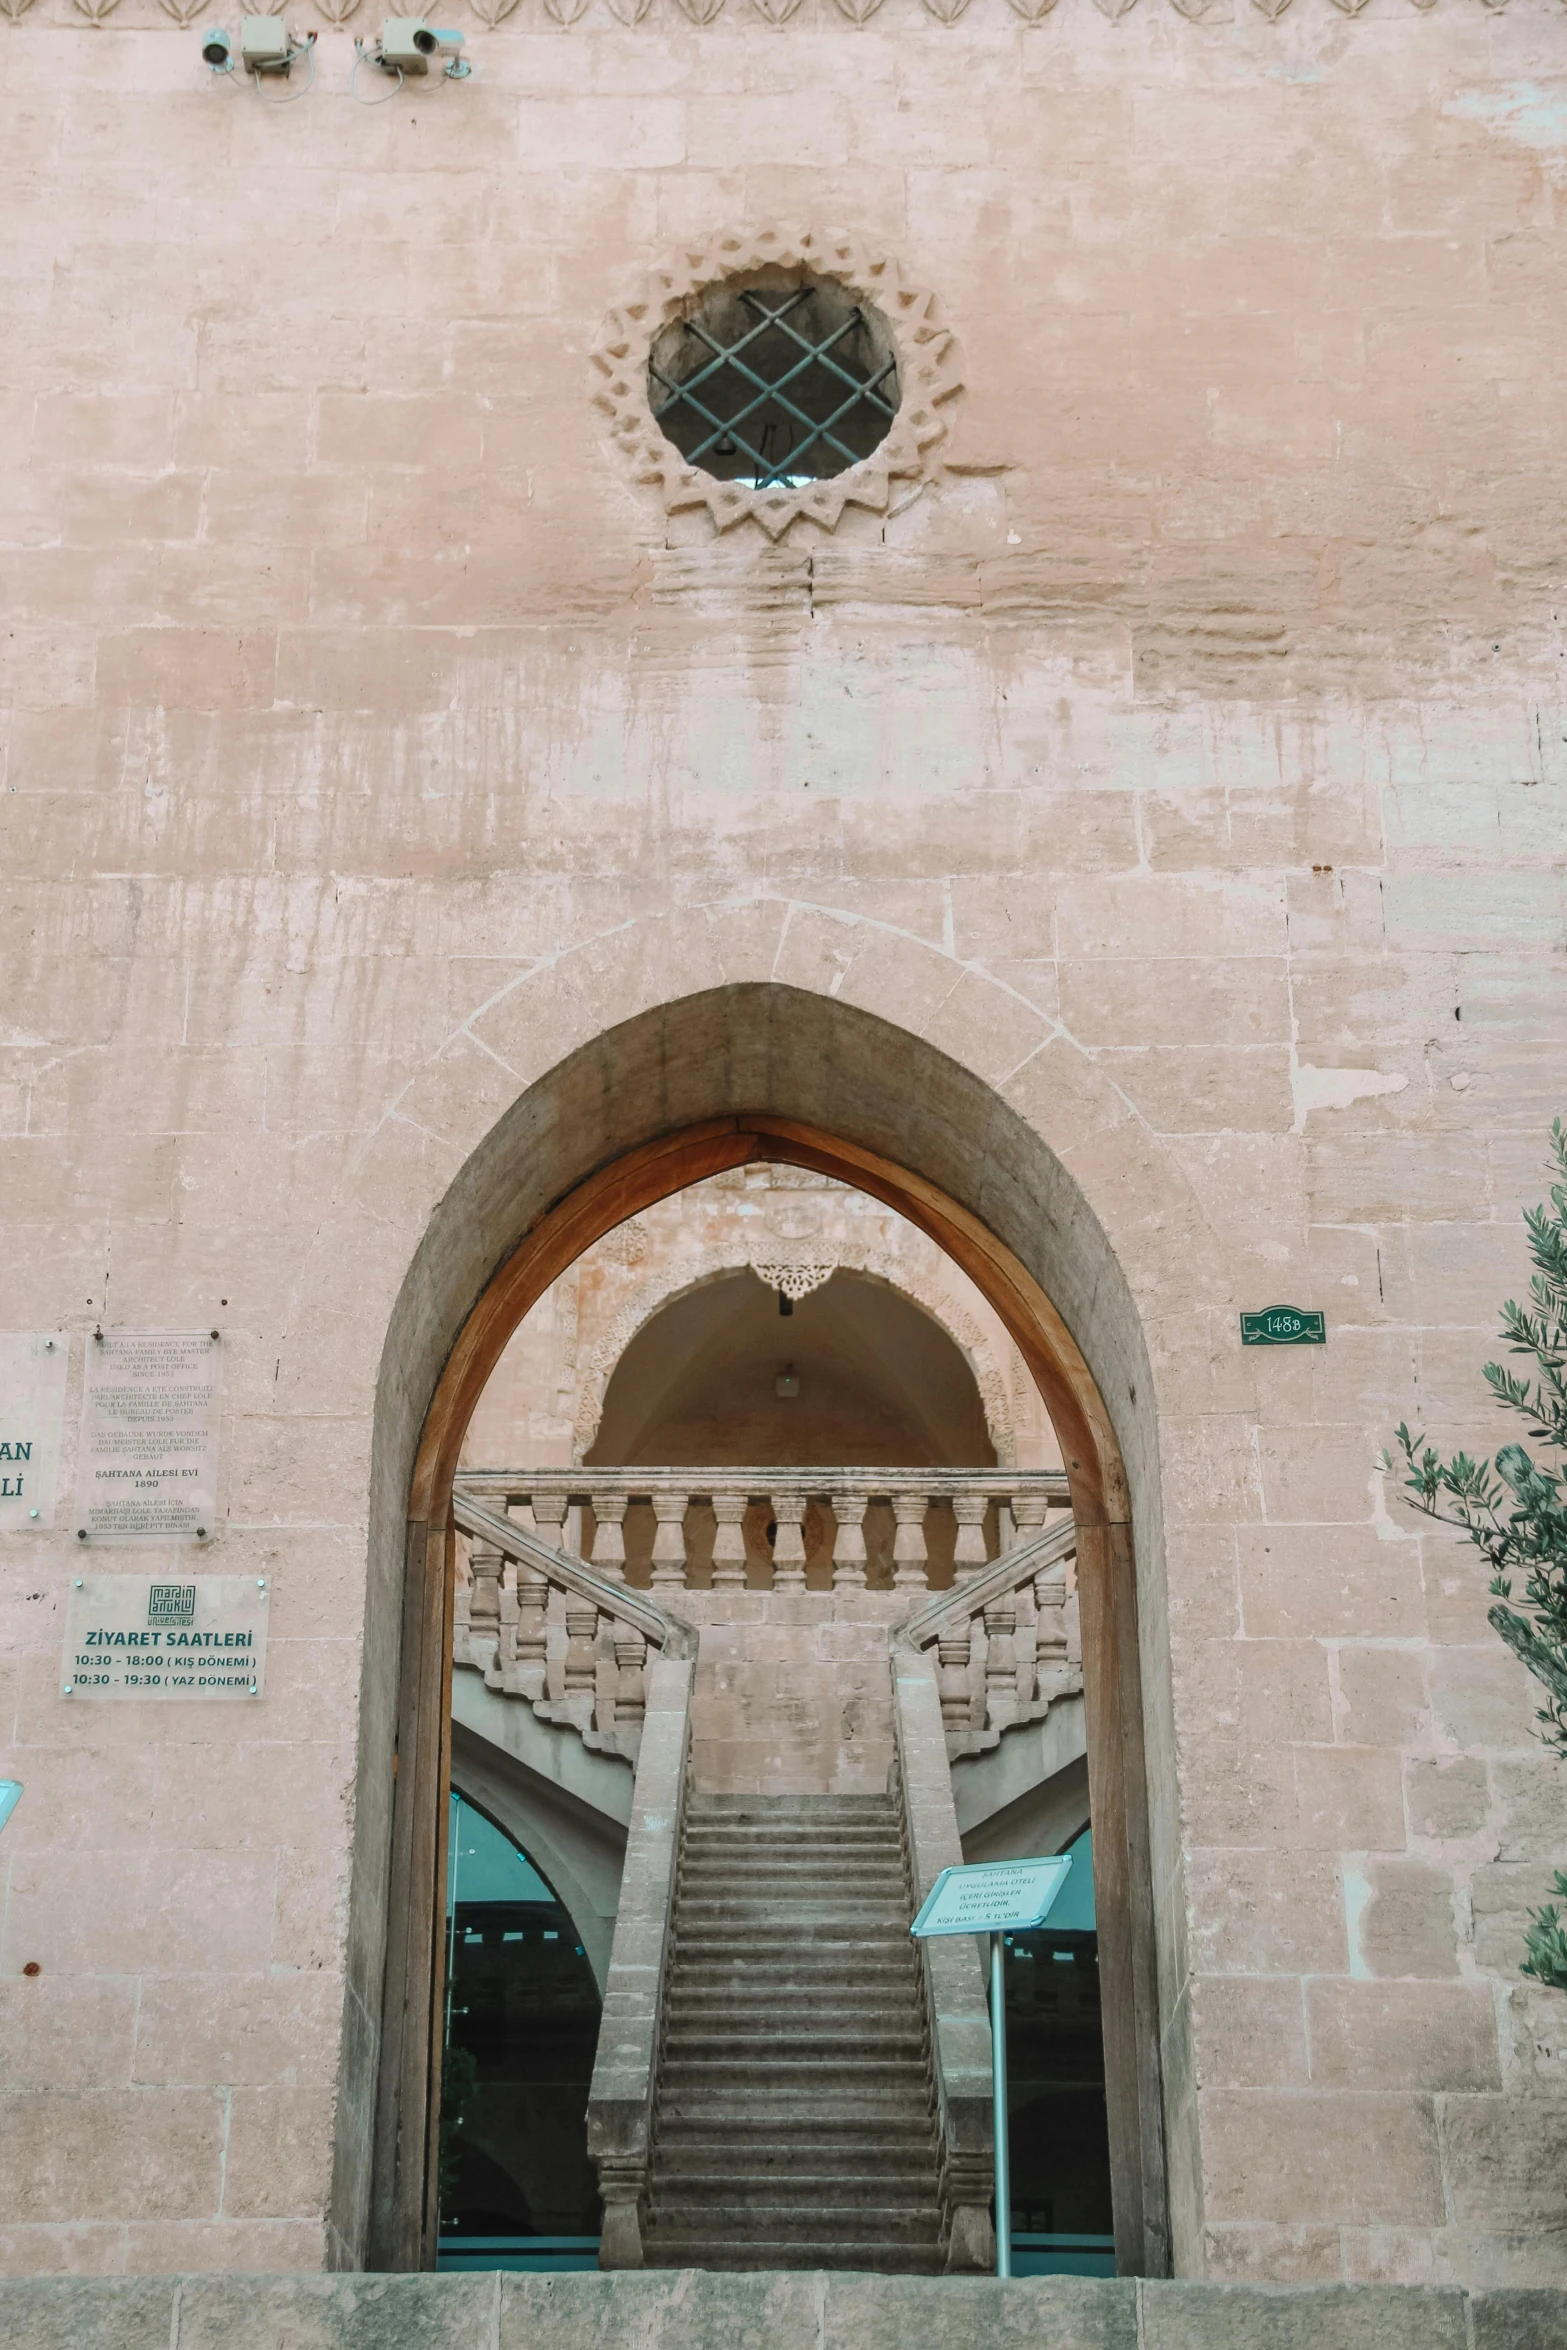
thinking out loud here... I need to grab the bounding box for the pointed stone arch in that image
[339,966,1231,2285]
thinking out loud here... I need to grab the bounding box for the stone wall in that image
[3,0,1567,2291]
[0,2270,1562,2350]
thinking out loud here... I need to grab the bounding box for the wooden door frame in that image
[367,1111,1169,2277]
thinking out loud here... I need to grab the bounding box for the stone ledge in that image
[1,2273,1563,2350]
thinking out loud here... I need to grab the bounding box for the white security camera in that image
[198,24,233,67]
[376,19,469,75]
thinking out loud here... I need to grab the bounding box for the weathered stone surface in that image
[176,2274,498,2350]
[1,2274,1558,2350]
[1470,2288,1567,2350]
[824,2273,1138,2349]
[0,2279,178,2350]
[1138,2281,1469,2350]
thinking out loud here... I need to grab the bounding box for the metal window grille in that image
[649,282,900,491]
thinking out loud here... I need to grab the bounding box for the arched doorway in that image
[352,984,1176,2281]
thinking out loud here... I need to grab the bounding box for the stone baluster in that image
[467,1538,504,1675]
[452,1555,473,1666]
[492,1560,520,1693]
[562,1592,600,1731]
[710,1491,749,1589]
[983,1592,1020,1732]
[513,1556,549,1701]
[590,1488,628,1583]
[891,1489,931,1591]
[771,1491,807,1591]
[532,1486,569,1556]
[650,1491,689,1591]
[831,1491,869,1589]
[614,1625,648,1730]
[952,1493,989,1583]
[1009,1488,1049,1552]
[937,1621,974,1731]
[1034,1557,1069,1669]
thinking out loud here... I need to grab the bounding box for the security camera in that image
[378,17,465,69]
[199,24,233,67]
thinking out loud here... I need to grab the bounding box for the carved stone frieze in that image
[589,227,962,541]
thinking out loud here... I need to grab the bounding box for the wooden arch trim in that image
[372,1112,1168,2280]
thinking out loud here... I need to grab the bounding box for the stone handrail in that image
[451,1491,694,1767]
[584,1652,695,2270]
[454,1466,1070,1595]
[901,1516,1081,1760]
[890,1641,994,2273]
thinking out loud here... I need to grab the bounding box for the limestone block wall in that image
[1,0,1565,2290]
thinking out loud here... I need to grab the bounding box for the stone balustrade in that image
[900,1514,1083,1759]
[453,1470,1080,1763]
[452,1490,694,1767]
[453,1466,1071,1594]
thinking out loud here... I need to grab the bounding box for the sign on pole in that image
[910,1854,1074,2282]
[910,1855,1072,1939]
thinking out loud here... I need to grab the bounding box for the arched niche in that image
[561,1244,1026,1467]
[350,983,1179,2282]
[585,1261,1000,1469]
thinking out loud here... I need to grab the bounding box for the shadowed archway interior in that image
[351,984,1177,2284]
[588,1267,996,1469]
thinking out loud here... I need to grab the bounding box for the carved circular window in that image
[648,273,900,492]
[590,229,963,539]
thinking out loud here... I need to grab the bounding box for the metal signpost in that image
[910,1855,1073,2279]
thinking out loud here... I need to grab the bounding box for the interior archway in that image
[351,984,1176,2283]
[588,1266,996,1469]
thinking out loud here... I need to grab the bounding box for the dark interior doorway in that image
[1003,1827,1115,2277]
[437,1793,602,2271]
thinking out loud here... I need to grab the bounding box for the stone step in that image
[642,2237,946,2274]
[646,2203,942,2242]
[658,2068,931,2104]
[662,2028,927,2063]
[685,1796,896,1813]
[681,1830,903,1849]
[677,1864,905,1883]
[657,2105,939,2143]
[674,1900,911,1925]
[649,2152,937,2189]
[664,2002,924,2031]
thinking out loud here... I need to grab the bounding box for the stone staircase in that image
[642,1792,947,2272]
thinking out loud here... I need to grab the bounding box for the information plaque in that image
[62,1575,268,1700]
[73,1331,222,1541]
[910,1855,1073,1939]
[0,1333,69,1531]
[1240,1305,1326,1347]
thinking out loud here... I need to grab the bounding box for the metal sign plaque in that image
[0,1334,69,1531]
[910,1855,1072,1939]
[73,1331,222,1541]
[1240,1305,1326,1347]
[62,1575,267,1700]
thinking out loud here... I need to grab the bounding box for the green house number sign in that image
[1241,1306,1326,1347]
